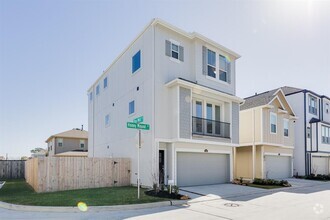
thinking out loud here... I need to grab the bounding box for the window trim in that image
[307,127,311,139]
[132,50,141,74]
[80,140,85,149]
[321,125,330,144]
[57,138,63,147]
[96,84,100,96]
[283,118,289,137]
[207,49,216,78]
[270,112,277,134]
[129,100,136,116]
[105,114,110,127]
[219,54,229,83]
[308,95,317,115]
[103,77,108,89]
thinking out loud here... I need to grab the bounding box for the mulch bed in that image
[145,190,190,200]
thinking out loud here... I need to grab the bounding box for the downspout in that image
[304,92,307,175]
[252,108,256,180]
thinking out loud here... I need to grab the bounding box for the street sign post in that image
[126,116,150,199]
[133,116,144,124]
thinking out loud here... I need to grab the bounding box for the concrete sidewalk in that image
[0,199,187,213]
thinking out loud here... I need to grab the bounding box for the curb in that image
[0,200,188,213]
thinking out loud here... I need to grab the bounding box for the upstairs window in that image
[96,84,100,95]
[284,119,289,137]
[270,113,277,134]
[132,50,141,74]
[165,40,184,61]
[207,49,216,78]
[307,127,311,139]
[129,100,135,115]
[104,77,108,89]
[322,126,330,144]
[309,95,317,115]
[80,140,85,148]
[58,138,63,147]
[219,55,230,83]
[105,114,110,127]
[326,103,329,114]
[171,43,179,59]
[89,92,93,101]
[203,46,231,83]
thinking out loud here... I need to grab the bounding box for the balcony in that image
[192,116,230,139]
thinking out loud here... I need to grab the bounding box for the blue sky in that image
[1,0,329,158]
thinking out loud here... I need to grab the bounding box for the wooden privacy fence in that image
[25,157,130,193]
[0,160,25,179]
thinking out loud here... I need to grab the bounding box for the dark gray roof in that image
[240,89,278,110]
[280,86,303,95]
[240,86,303,111]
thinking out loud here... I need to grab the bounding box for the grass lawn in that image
[0,179,168,206]
[247,183,285,190]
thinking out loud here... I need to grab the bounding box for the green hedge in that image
[253,178,291,187]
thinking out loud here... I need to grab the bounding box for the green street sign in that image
[137,123,150,130]
[133,116,144,124]
[126,122,150,130]
[127,122,138,129]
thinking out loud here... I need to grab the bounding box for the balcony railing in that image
[192,116,230,139]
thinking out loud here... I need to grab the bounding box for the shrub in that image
[253,178,291,187]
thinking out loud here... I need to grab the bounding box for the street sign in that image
[127,122,150,130]
[137,123,150,130]
[133,116,144,124]
[127,122,138,129]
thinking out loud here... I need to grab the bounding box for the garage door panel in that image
[177,152,230,187]
[312,156,329,175]
[265,155,291,179]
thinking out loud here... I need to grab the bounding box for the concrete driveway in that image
[179,178,330,202]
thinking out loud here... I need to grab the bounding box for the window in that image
[58,138,63,147]
[207,49,216,78]
[206,103,213,134]
[132,50,141,73]
[322,126,330,144]
[284,119,289,137]
[89,92,93,101]
[129,100,135,115]
[171,43,179,59]
[80,140,85,148]
[165,40,184,61]
[103,77,108,89]
[96,84,100,95]
[307,127,311,139]
[309,95,317,115]
[105,114,110,127]
[270,113,277,133]
[219,55,229,82]
[326,103,329,114]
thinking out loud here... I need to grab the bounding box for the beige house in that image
[46,128,88,157]
[236,88,297,180]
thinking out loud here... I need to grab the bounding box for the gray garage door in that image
[265,155,292,179]
[177,152,230,187]
[312,156,329,175]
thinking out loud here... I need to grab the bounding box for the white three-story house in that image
[284,87,330,176]
[87,19,243,187]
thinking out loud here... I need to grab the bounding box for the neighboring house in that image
[284,86,330,176]
[46,128,88,156]
[0,156,5,160]
[31,150,47,158]
[237,88,297,180]
[88,18,243,187]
